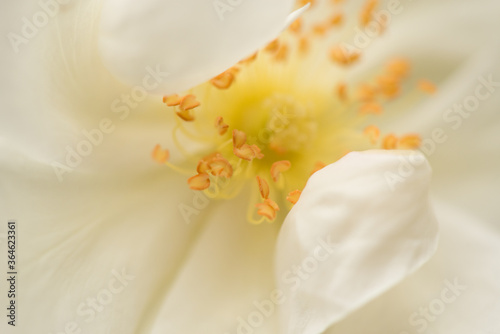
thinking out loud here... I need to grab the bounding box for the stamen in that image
[311,161,326,175]
[271,160,292,182]
[163,94,181,106]
[360,102,383,115]
[377,75,400,98]
[179,94,201,111]
[152,144,169,163]
[188,173,210,190]
[265,39,280,53]
[298,37,310,54]
[289,17,303,34]
[256,176,270,199]
[275,43,289,62]
[357,84,377,101]
[215,116,229,135]
[382,134,398,149]
[360,0,378,27]
[329,13,343,26]
[330,45,361,66]
[336,82,347,101]
[387,59,410,78]
[287,190,302,204]
[232,129,247,149]
[255,199,280,222]
[209,156,233,178]
[176,109,195,122]
[211,71,235,89]
[398,134,421,149]
[234,144,264,161]
[418,80,437,94]
[364,125,380,144]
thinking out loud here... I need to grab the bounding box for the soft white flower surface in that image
[99,0,306,94]
[0,0,499,334]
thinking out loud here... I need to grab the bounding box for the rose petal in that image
[275,150,439,334]
[98,0,304,94]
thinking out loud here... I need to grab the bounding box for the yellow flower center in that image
[153,0,436,224]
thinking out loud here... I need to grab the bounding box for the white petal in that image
[366,0,500,226]
[0,2,210,333]
[99,0,301,95]
[146,193,282,334]
[324,197,500,333]
[275,150,439,334]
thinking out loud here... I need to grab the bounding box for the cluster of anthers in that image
[152,0,436,224]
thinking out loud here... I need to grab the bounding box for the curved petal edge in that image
[275,150,439,334]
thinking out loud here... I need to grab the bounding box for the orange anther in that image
[188,173,210,190]
[234,144,264,161]
[197,152,220,174]
[357,84,377,101]
[152,144,169,163]
[298,37,310,54]
[176,109,195,122]
[271,160,292,182]
[418,80,437,95]
[329,13,343,26]
[209,156,233,178]
[232,129,247,149]
[240,52,258,65]
[287,190,302,204]
[256,199,280,221]
[311,161,327,175]
[289,17,302,33]
[256,176,270,199]
[163,94,182,107]
[313,24,328,36]
[360,102,383,115]
[382,134,398,150]
[215,116,229,135]
[179,94,200,111]
[360,0,378,27]
[211,71,235,90]
[275,44,289,62]
[398,134,421,149]
[330,45,360,66]
[364,125,380,145]
[265,39,280,53]
[249,145,265,160]
[387,59,410,78]
[337,82,347,101]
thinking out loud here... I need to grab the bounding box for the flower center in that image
[153,0,436,224]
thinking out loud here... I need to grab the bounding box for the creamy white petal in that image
[146,192,282,334]
[324,197,500,334]
[364,0,500,226]
[275,150,439,334]
[99,0,301,95]
[0,2,210,333]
